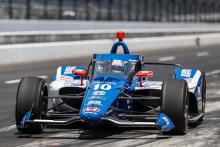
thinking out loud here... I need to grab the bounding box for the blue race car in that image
[16,31,206,135]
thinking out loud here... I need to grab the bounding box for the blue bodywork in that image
[79,39,143,121]
[21,110,32,128]
[156,113,175,131]
[80,54,141,120]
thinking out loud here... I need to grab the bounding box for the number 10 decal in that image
[94,84,111,90]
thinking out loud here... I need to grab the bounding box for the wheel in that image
[198,69,206,122]
[162,79,188,135]
[16,77,48,133]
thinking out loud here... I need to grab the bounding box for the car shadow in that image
[15,125,171,140]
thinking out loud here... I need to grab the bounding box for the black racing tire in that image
[198,69,206,122]
[16,77,48,133]
[162,79,188,135]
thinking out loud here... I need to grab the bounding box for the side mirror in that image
[72,69,87,86]
[136,71,153,87]
[136,71,153,78]
[72,69,87,76]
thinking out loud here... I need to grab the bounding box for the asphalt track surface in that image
[1,20,220,32]
[0,45,220,147]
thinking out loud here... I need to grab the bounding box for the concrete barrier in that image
[0,33,220,65]
[1,28,220,44]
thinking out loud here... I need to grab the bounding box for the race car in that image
[16,31,206,135]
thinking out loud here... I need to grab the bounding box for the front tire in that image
[16,77,48,133]
[198,69,206,122]
[162,79,188,135]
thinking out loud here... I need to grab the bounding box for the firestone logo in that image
[92,91,105,96]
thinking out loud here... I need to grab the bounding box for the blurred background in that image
[0,0,219,22]
[0,1,220,147]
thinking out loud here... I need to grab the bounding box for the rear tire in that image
[16,77,48,133]
[162,79,188,135]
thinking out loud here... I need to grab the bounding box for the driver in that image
[111,60,127,75]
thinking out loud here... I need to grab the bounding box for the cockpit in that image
[89,31,143,80]
[94,59,138,78]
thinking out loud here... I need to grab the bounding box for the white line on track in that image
[196,51,209,57]
[4,75,48,84]
[158,56,176,62]
[0,125,16,133]
[5,79,21,84]
[206,69,220,76]
[204,118,220,120]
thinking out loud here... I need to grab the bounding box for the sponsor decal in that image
[135,86,161,90]
[92,91,105,96]
[83,107,100,112]
[143,81,162,86]
[89,96,105,100]
[181,69,192,78]
[94,81,116,85]
[63,66,76,74]
[87,101,102,105]
[135,81,162,90]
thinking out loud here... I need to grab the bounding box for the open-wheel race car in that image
[16,31,206,135]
